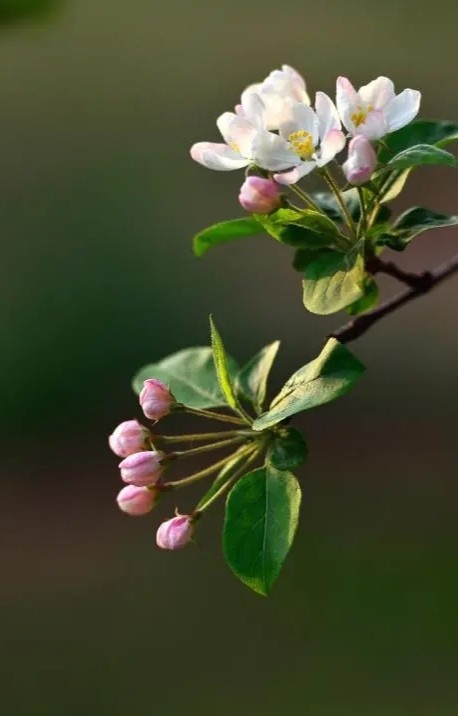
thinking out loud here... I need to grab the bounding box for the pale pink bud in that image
[119,450,164,486]
[239,176,281,214]
[156,515,194,550]
[139,379,175,421]
[109,419,151,457]
[342,136,377,185]
[116,485,159,516]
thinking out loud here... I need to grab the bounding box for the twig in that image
[332,253,458,344]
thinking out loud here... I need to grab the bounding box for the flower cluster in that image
[191,66,421,208]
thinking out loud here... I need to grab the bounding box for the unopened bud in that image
[116,485,159,516]
[156,515,194,550]
[109,419,151,457]
[342,135,377,185]
[119,450,164,486]
[139,379,175,421]
[239,176,281,214]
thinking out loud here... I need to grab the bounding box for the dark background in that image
[2,1,458,714]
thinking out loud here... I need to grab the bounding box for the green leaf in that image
[377,170,410,204]
[132,347,239,409]
[380,144,457,174]
[267,428,308,471]
[345,275,380,316]
[378,120,458,163]
[293,247,322,272]
[257,207,344,249]
[252,338,365,431]
[196,448,252,511]
[302,248,365,315]
[223,466,301,596]
[193,217,263,257]
[210,316,240,411]
[376,207,458,251]
[237,341,280,413]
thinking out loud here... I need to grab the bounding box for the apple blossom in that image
[119,450,164,486]
[240,64,310,130]
[139,379,175,421]
[336,76,421,140]
[109,419,151,457]
[342,135,377,185]
[156,515,194,550]
[239,176,281,214]
[116,485,159,516]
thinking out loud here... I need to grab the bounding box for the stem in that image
[332,253,458,344]
[159,430,243,444]
[357,186,368,236]
[369,257,429,289]
[168,442,258,489]
[171,436,246,460]
[322,168,357,239]
[180,406,246,426]
[196,443,262,512]
[289,184,324,214]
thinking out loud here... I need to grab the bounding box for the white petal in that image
[253,132,298,171]
[240,91,266,129]
[316,129,346,166]
[385,89,421,133]
[336,76,360,133]
[315,91,341,140]
[274,161,317,185]
[190,142,249,171]
[281,64,310,104]
[217,113,257,157]
[353,109,387,140]
[359,76,395,110]
[216,112,238,144]
[278,102,319,144]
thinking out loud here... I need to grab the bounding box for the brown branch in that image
[332,253,458,344]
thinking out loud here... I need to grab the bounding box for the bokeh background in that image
[2,1,458,714]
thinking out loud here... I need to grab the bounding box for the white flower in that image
[336,76,421,140]
[241,64,310,130]
[190,94,265,171]
[256,93,347,185]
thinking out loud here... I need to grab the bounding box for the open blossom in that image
[116,485,159,516]
[267,93,346,185]
[239,176,281,214]
[343,135,377,185]
[119,450,164,486]
[109,419,151,457]
[240,64,310,130]
[140,379,175,421]
[156,515,194,550]
[336,76,421,140]
[190,92,265,171]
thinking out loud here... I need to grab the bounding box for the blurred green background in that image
[2,1,458,714]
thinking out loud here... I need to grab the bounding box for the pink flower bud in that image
[109,419,151,457]
[116,485,159,516]
[139,379,175,421]
[342,136,377,185]
[119,450,164,486]
[239,176,281,214]
[156,515,194,550]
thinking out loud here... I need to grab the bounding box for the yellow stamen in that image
[351,104,374,128]
[288,130,314,159]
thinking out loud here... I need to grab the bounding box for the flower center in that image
[288,130,315,159]
[351,105,374,128]
[229,141,240,153]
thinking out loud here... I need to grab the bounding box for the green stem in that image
[322,168,357,239]
[180,406,246,426]
[357,186,368,236]
[159,430,243,444]
[196,444,262,512]
[168,442,257,489]
[289,184,324,214]
[170,436,246,460]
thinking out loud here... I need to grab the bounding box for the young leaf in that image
[252,338,365,431]
[257,207,344,249]
[377,170,410,204]
[345,275,380,316]
[223,466,301,596]
[293,247,323,272]
[378,120,458,163]
[381,144,457,173]
[376,207,458,251]
[193,217,263,257]
[302,248,365,315]
[267,428,308,471]
[210,316,240,411]
[132,347,239,409]
[236,341,280,413]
